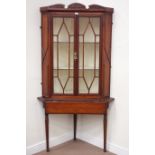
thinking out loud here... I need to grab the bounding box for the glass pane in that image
[53,17,74,94]
[64,78,73,94]
[78,17,100,94]
[89,78,99,93]
[79,78,88,94]
[84,43,94,69]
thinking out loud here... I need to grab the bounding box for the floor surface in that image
[34,139,116,155]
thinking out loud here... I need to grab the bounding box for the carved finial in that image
[68,3,86,9]
[48,4,65,9]
[89,4,105,9]
[89,4,113,12]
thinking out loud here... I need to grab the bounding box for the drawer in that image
[45,102,107,114]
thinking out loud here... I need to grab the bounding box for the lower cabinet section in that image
[45,102,106,114]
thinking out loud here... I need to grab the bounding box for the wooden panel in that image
[102,13,113,97]
[45,102,107,114]
[41,13,51,97]
[89,4,113,12]
[68,3,86,9]
[38,96,114,103]
[48,4,65,8]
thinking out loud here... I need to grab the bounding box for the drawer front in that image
[45,102,107,114]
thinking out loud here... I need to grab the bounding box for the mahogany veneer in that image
[38,3,114,153]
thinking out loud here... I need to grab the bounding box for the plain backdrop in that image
[1,0,155,155]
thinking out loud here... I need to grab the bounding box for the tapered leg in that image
[104,114,107,152]
[74,114,77,140]
[45,113,50,152]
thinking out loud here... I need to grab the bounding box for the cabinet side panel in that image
[41,13,51,97]
[102,13,113,97]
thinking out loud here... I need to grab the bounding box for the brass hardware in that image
[74,52,78,60]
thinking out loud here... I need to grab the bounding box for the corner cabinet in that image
[38,3,114,152]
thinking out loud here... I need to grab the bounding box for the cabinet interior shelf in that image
[53,69,99,78]
[53,68,99,71]
[53,42,100,44]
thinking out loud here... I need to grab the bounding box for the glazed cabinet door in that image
[51,14,75,95]
[78,15,101,95]
[50,13,103,97]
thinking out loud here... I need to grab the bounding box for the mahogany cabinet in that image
[38,3,114,152]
